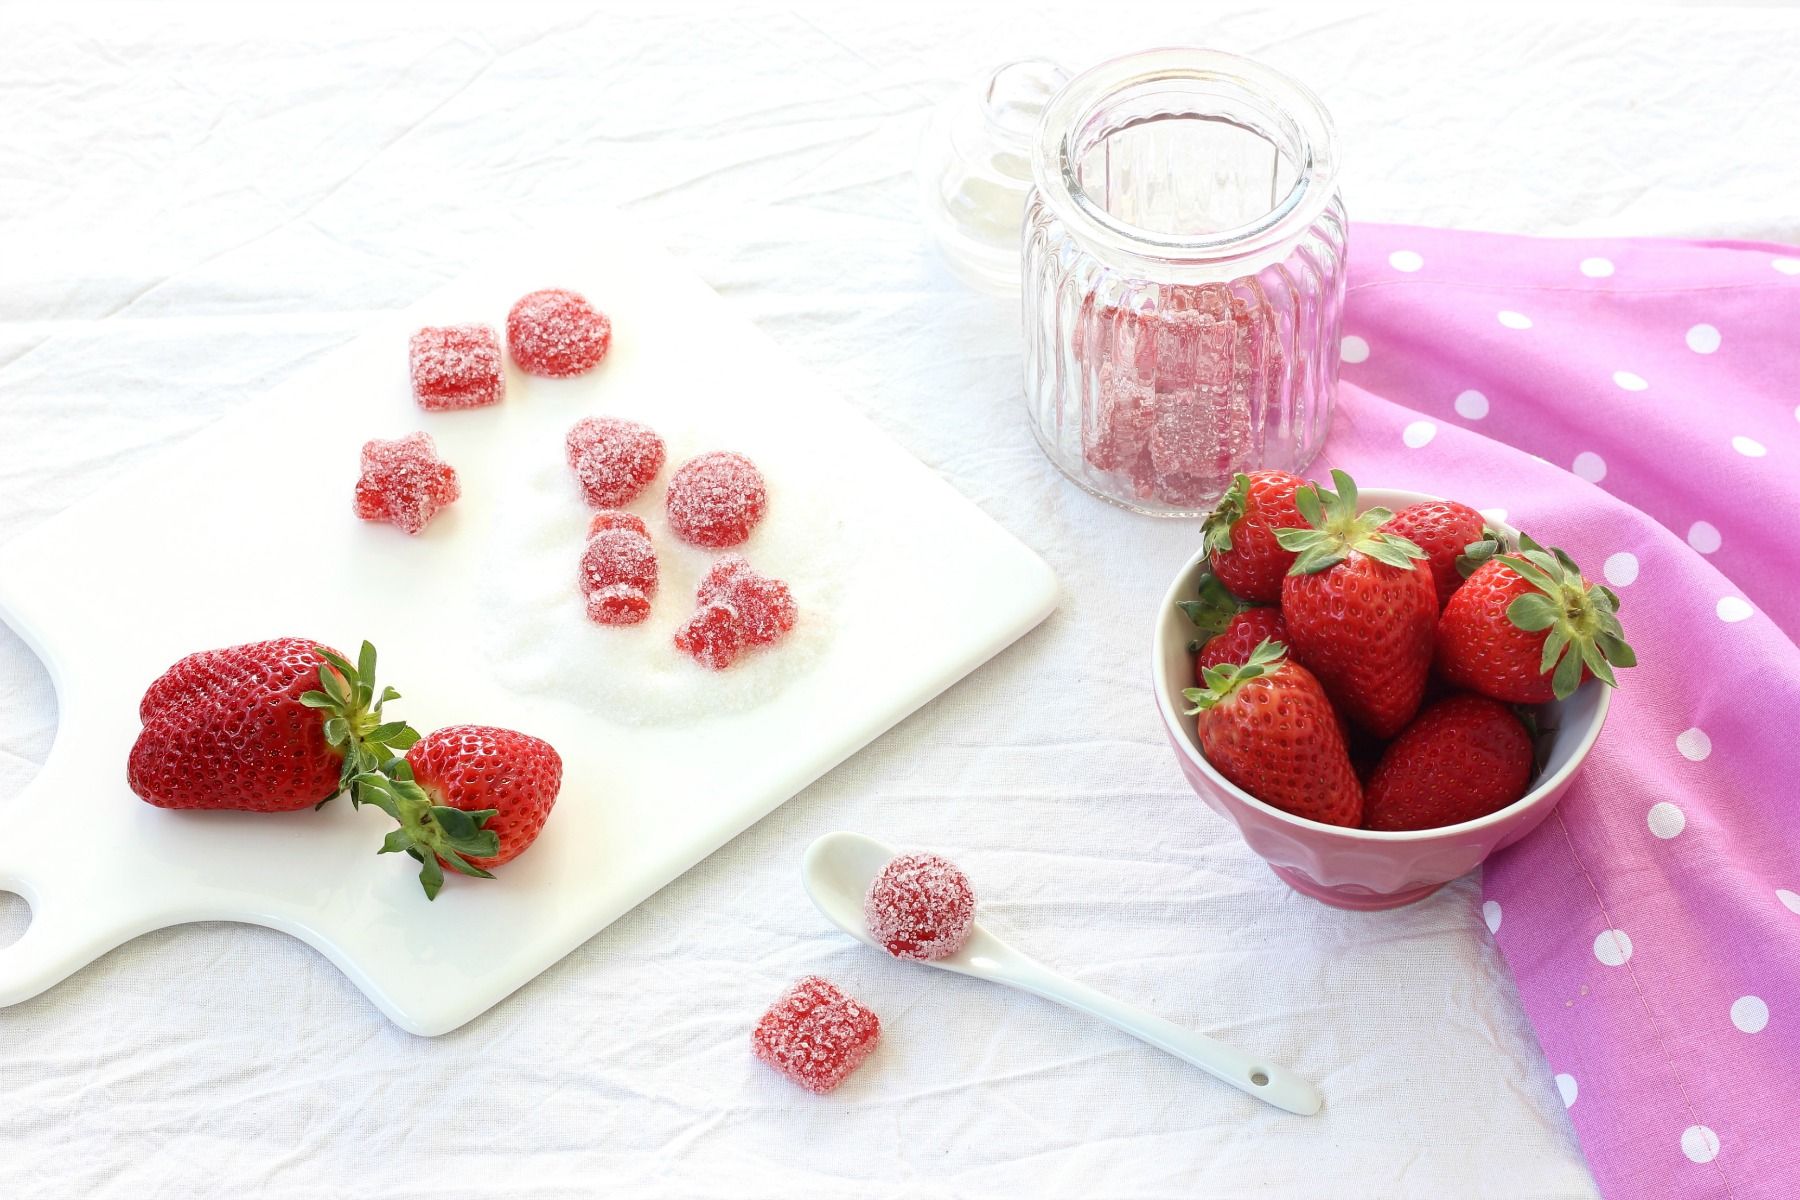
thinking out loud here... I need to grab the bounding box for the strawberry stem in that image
[1272,469,1428,575]
[353,764,500,901]
[1183,638,1287,714]
[1176,569,1252,636]
[1496,534,1637,699]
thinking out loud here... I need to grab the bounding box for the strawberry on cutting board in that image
[1178,569,1290,671]
[1200,470,1306,604]
[1363,694,1535,831]
[128,638,416,812]
[355,724,564,899]
[1436,534,1636,703]
[1273,470,1438,738]
[1184,640,1362,828]
[1382,500,1500,609]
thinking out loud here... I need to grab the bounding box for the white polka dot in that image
[1555,1073,1578,1107]
[1497,310,1532,329]
[1340,335,1369,364]
[1647,801,1686,839]
[1479,507,1508,526]
[1389,249,1423,272]
[1579,257,1614,278]
[1603,552,1638,586]
[1779,889,1800,914]
[1454,389,1489,419]
[1676,728,1712,762]
[1730,995,1769,1034]
[1681,1125,1720,1164]
[1402,420,1437,449]
[1687,521,1721,554]
[1775,257,1800,275]
[1731,435,1766,458]
[1572,451,1607,483]
[1717,596,1753,623]
[1483,900,1502,934]
[1686,323,1721,354]
[1613,370,1648,392]
[1594,929,1632,966]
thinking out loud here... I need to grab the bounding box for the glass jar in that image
[1023,49,1347,516]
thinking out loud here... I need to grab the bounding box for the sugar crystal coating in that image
[696,555,796,647]
[579,527,657,626]
[566,416,665,508]
[588,509,648,538]
[665,451,767,548]
[751,975,881,1095]
[409,324,504,411]
[673,601,745,669]
[863,852,976,961]
[353,432,460,535]
[507,288,611,378]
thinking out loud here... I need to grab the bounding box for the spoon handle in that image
[998,954,1322,1116]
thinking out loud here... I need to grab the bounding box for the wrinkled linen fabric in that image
[1330,223,1800,1200]
[5,6,1800,1198]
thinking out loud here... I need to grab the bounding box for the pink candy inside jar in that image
[1023,49,1347,516]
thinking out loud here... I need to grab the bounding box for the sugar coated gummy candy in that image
[566,416,665,509]
[409,324,504,411]
[751,975,881,1095]
[863,852,976,962]
[665,451,767,549]
[696,555,796,647]
[587,509,648,538]
[579,526,658,627]
[507,288,612,378]
[353,432,460,535]
[674,556,795,668]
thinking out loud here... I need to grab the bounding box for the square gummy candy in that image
[751,975,880,1094]
[410,324,504,411]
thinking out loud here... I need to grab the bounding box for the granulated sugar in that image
[479,426,841,725]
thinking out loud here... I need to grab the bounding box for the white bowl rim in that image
[1153,486,1613,843]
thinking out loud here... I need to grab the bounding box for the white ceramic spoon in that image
[801,831,1323,1116]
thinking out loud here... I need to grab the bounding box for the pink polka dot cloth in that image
[1323,225,1799,1200]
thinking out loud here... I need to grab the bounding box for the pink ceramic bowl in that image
[1153,487,1611,910]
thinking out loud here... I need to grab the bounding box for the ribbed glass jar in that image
[1023,49,1347,517]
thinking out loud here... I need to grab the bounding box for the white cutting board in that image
[0,222,1058,1035]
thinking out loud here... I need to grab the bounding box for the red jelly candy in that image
[506,288,611,378]
[409,324,504,411]
[1082,366,1154,472]
[751,975,881,1095]
[863,852,976,962]
[587,509,648,538]
[673,602,745,669]
[665,451,767,548]
[579,527,658,626]
[696,555,796,647]
[353,432,460,535]
[566,417,665,509]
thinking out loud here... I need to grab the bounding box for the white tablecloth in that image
[5,7,1797,1197]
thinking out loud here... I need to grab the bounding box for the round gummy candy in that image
[863,852,976,962]
[507,288,611,378]
[353,431,460,536]
[566,416,665,509]
[588,509,648,538]
[665,451,767,548]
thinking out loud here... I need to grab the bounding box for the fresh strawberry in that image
[129,639,415,812]
[1198,608,1289,672]
[1363,694,1535,831]
[1382,500,1500,609]
[355,725,563,899]
[1200,470,1306,603]
[1436,534,1636,703]
[1183,640,1362,828]
[1273,469,1437,738]
[1177,568,1289,671]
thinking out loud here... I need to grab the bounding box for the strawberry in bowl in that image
[1156,473,1632,909]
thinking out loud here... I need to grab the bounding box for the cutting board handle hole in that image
[0,890,30,949]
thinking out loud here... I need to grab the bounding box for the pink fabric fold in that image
[1326,224,1800,1200]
